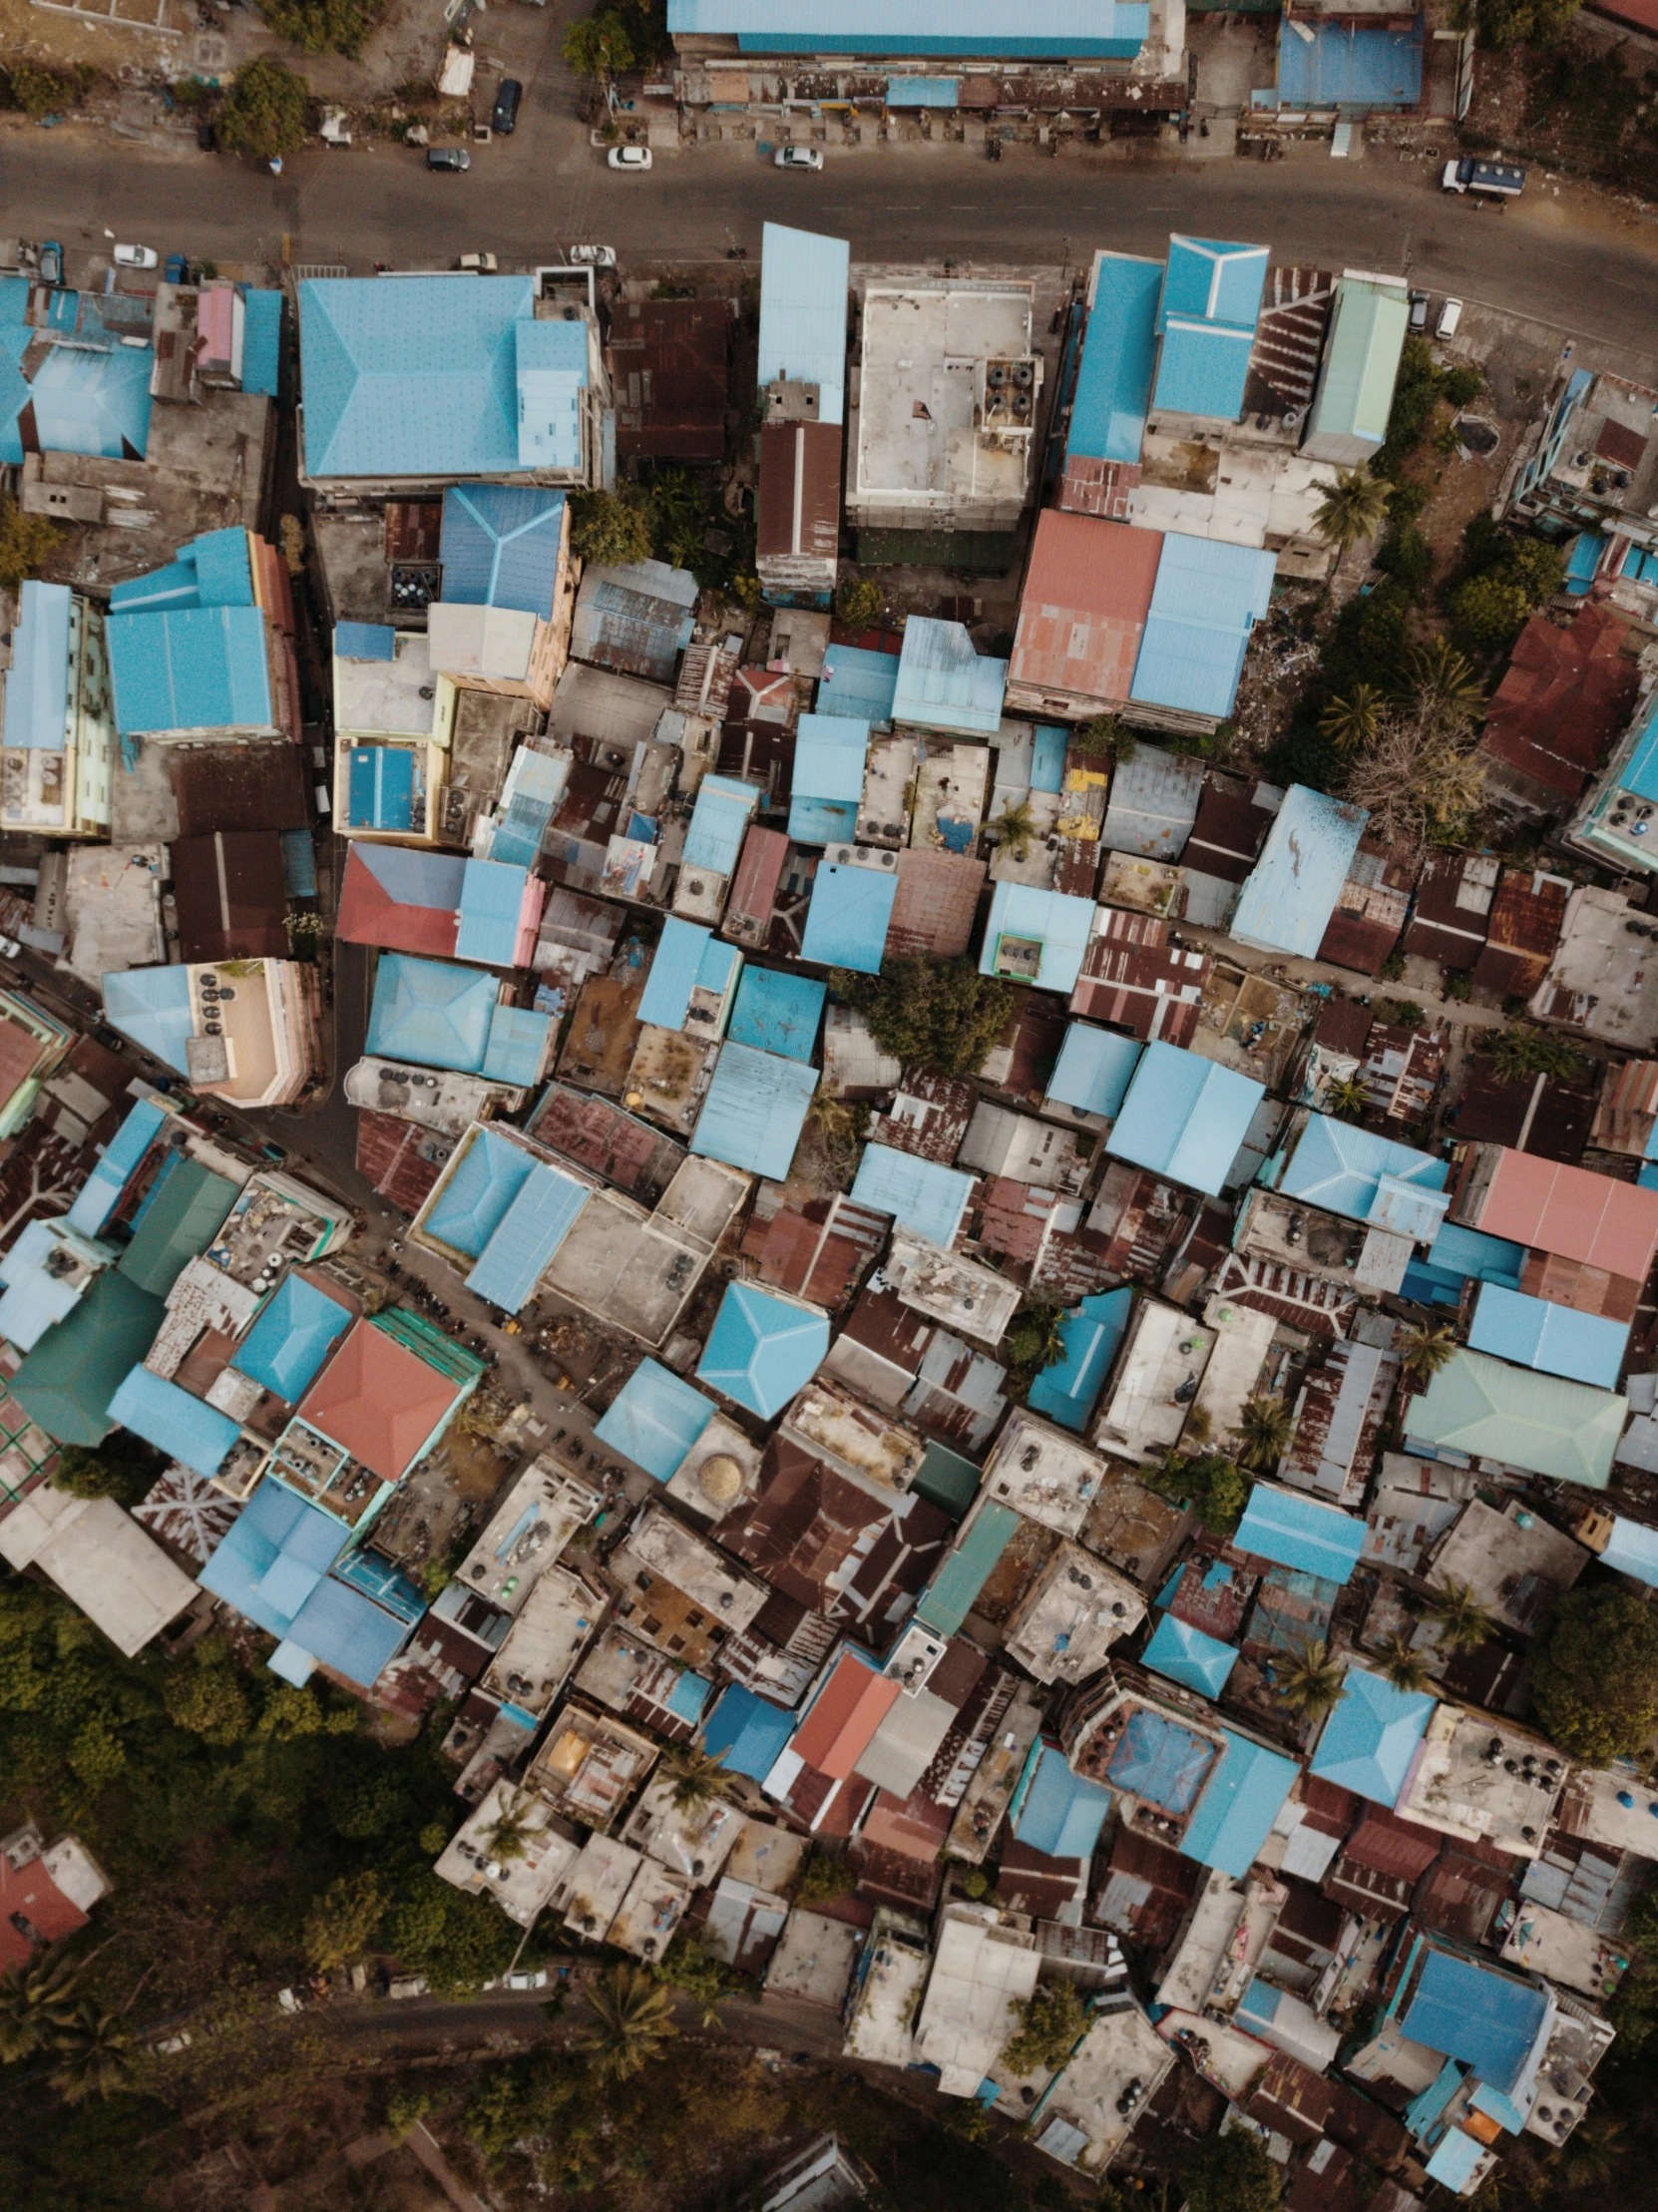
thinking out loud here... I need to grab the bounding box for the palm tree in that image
[1424,1576,1495,1654]
[1320,682,1386,754]
[581,1964,678,2081]
[1325,1071,1370,1122]
[482,1788,538,1866]
[990,798,1037,862]
[46,2000,135,2104]
[1374,1631,1435,1695]
[1312,468,1393,553]
[662,1742,728,1814]
[1399,1319,1458,1386]
[1488,1022,1583,1086]
[0,1950,85,2062]
[1273,1638,1348,1723]
[1403,638,1484,725]
[1236,1394,1294,1474]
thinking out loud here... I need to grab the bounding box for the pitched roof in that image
[1279,1114,1449,1235]
[1011,512,1161,704]
[1142,1610,1238,1697]
[885,847,986,961]
[232,1274,354,1404]
[1232,785,1370,958]
[851,1143,975,1248]
[1310,1668,1434,1805]
[1129,534,1276,721]
[1466,1280,1628,1390]
[108,1366,241,1478]
[1464,1147,1658,1282]
[295,1316,463,1483]
[10,1269,166,1446]
[1012,1741,1112,1859]
[365,955,499,1074]
[595,1358,716,1481]
[696,1283,829,1419]
[1404,1348,1625,1491]
[1071,251,1162,464]
[107,606,273,736]
[335,844,466,957]
[1234,1482,1366,1584]
[1182,1729,1297,1877]
[1047,1023,1144,1119]
[691,1041,817,1180]
[728,966,826,1063]
[439,484,566,618]
[893,618,1008,736]
[1106,1039,1264,1197]
[1029,1288,1133,1433]
[801,858,899,973]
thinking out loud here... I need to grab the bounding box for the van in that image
[1436,297,1462,340]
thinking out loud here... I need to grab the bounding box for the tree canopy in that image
[0,494,62,592]
[1531,1585,1658,1763]
[217,55,311,160]
[569,488,654,567]
[1182,2130,1283,2212]
[828,958,1015,1080]
[258,0,383,56]
[1001,1981,1087,2074]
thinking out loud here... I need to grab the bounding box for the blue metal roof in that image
[66,1100,168,1237]
[1158,236,1268,331]
[758,222,850,421]
[1234,1481,1366,1584]
[1031,724,1068,792]
[514,316,589,471]
[594,1357,716,1480]
[572,560,697,682]
[1467,1281,1628,1390]
[1011,1741,1112,1859]
[1182,1729,1297,1877]
[107,605,272,735]
[817,644,900,725]
[789,714,869,843]
[241,287,282,396]
[456,858,532,969]
[367,955,498,1074]
[440,485,566,619]
[28,340,154,460]
[979,881,1094,996]
[852,1142,975,1247]
[801,858,899,973]
[335,621,396,661]
[1130,533,1276,722]
[1277,1113,1448,1230]
[684,775,762,877]
[1153,318,1255,421]
[4,581,71,750]
[466,1160,591,1310]
[102,966,195,1074]
[425,1127,536,1256]
[1030,1288,1132,1433]
[1106,1040,1264,1197]
[1600,1516,1658,1586]
[1143,1612,1238,1698]
[893,618,1008,736]
[696,1281,829,1418]
[1275,17,1424,108]
[672,0,1149,57]
[1231,784,1370,957]
[1047,1023,1143,1120]
[1401,1942,1549,2096]
[487,745,569,868]
[298,274,544,479]
[109,1365,241,1478]
[637,918,739,1032]
[232,1275,352,1404]
[1412,1216,1517,1292]
[112,527,253,615]
[691,1041,817,1180]
[1424,2131,1488,2194]
[483,1002,552,1087]
[728,965,826,1062]
[346,745,417,832]
[1311,1666,1434,1805]
[1072,253,1162,465]
[703,1682,797,1781]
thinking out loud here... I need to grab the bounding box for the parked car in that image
[385,1974,429,1999]
[607,145,652,171]
[492,78,522,135]
[1408,289,1429,333]
[427,146,471,172]
[568,244,617,267]
[0,935,21,961]
[505,1969,548,1991]
[113,243,158,269]
[457,251,498,271]
[37,241,63,285]
[1436,297,1463,339]
[774,146,823,171]
[92,1024,125,1054]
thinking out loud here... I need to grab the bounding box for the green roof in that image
[1307,278,1410,452]
[1405,1347,1626,1491]
[117,1160,241,1297]
[371,1305,487,1390]
[917,1501,1022,1637]
[912,1440,982,1520]
[11,1270,166,1446]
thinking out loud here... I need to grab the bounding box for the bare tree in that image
[1342,701,1485,860]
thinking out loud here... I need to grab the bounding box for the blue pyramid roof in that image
[1310,1666,1435,1806]
[696,1283,828,1418]
[232,1274,353,1404]
[1143,1611,1238,1698]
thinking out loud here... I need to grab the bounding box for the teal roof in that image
[241,287,283,396]
[800,857,899,973]
[1158,235,1268,332]
[1234,1482,1366,1584]
[1072,252,1162,465]
[683,775,762,877]
[727,966,825,1062]
[117,1158,240,1297]
[107,605,273,735]
[100,966,195,1073]
[1278,1112,1449,1232]
[980,881,1095,995]
[1404,1348,1625,1491]
[1143,1612,1238,1698]
[28,339,154,460]
[66,1099,168,1236]
[1307,278,1410,453]
[704,1682,797,1781]
[691,1041,817,1180]
[696,1283,828,1418]
[424,1128,536,1256]
[366,955,498,1074]
[11,1269,167,1446]
[108,1365,240,1478]
[917,1500,1022,1636]
[482,1002,552,1087]
[1011,1741,1112,1859]
[912,1439,981,1518]
[1310,1666,1434,1806]
[1181,1728,1297,1878]
[893,618,1008,736]
[852,1142,975,1247]
[1029,1289,1133,1433]
[1047,1023,1143,1120]
[110,526,253,614]
[594,1357,716,1480]
[1107,1040,1264,1197]
[232,1275,353,1404]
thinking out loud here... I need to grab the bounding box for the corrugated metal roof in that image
[10,1270,165,1447]
[1280,1114,1448,1228]
[440,485,566,619]
[696,1281,829,1418]
[109,1365,240,1477]
[232,1275,353,1404]
[336,844,465,958]
[1142,1612,1237,1697]
[1231,784,1369,958]
[979,882,1094,995]
[1073,252,1162,464]
[1467,1281,1628,1390]
[118,1158,240,1297]
[1106,1039,1264,1197]
[1276,18,1424,109]
[684,775,763,877]
[893,618,1008,735]
[425,1127,536,1256]
[1099,744,1205,860]
[1130,534,1276,723]
[595,1357,715,1480]
[817,643,900,725]
[111,527,253,615]
[65,1100,168,1236]
[1234,1481,1366,1584]
[674,0,1151,56]
[1011,512,1161,706]
[366,955,498,1074]
[1406,1348,1624,1491]
[514,317,589,471]
[1046,1023,1143,1119]
[1306,278,1410,453]
[1400,1942,1548,2097]
[728,966,825,1062]
[886,73,959,104]
[571,558,697,683]
[107,605,272,735]
[790,714,869,846]
[703,1682,797,1781]
[1600,1516,1658,1584]
[1182,1728,1297,1878]
[1310,1667,1434,1806]
[1029,1288,1132,1432]
[802,858,899,972]
[28,340,154,461]
[456,858,534,969]
[482,1002,552,1087]
[1152,318,1255,421]
[346,744,417,832]
[466,1158,591,1310]
[4,581,72,751]
[758,222,850,421]
[1159,236,1269,332]
[917,1499,1021,1635]
[691,1040,817,1180]
[101,966,196,1074]
[241,287,283,397]
[1463,1149,1658,1282]
[886,847,986,961]
[852,1142,975,1247]
[1012,1742,1112,1858]
[638,918,738,1032]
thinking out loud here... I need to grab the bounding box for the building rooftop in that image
[440,484,566,619]
[1405,1349,1624,1491]
[758,222,850,421]
[980,881,1094,996]
[1107,1040,1264,1197]
[1072,250,1163,466]
[1143,1611,1238,1698]
[697,1283,829,1419]
[1311,1668,1435,1807]
[231,1274,353,1406]
[727,965,826,1064]
[690,1040,815,1181]
[295,1315,466,1485]
[1183,1728,1298,1878]
[893,619,1008,738]
[801,852,900,973]
[1455,1145,1658,1283]
[1466,1281,1628,1391]
[1231,785,1370,958]
[1030,1289,1133,1435]
[851,1143,974,1250]
[1277,1113,1449,1238]
[1234,1482,1366,1584]
[789,715,869,845]
[595,1358,716,1483]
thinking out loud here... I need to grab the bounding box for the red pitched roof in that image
[0,1853,88,1971]
[789,1655,901,1780]
[1010,512,1162,705]
[1479,606,1639,805]
[334,845,460,958]
[297,1319,461,1483]
[1465,1147,1658,1281]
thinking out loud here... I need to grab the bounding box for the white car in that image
[0,935,21,960]
[774,146,823,171]
[457,251,498,272]
[1437,297,1463,340]
[569,244,617,267]
[505,1968,548,1991]
[608,145,651,171]
[113,243,159,269]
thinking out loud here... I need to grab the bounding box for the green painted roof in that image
[117,1160,241,1298]
[1405,1347,1626,1491]
[912,1440,982,1520]
[371,1304,487,1389]
[11,1270,166,1446]
[917,1500,1022,1637]
[1309,278,1410,447]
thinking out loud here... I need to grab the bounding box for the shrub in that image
[1001,1982,1087,2075]
[0,494,62,592]
[795,1848,854,1905]
[259,0,383,53]
[837,576,884,630]
[1444,363,1484,408]
[563,9,635,73]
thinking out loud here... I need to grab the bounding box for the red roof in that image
[789,1655,900,1779]
[356,1110,450,1214]
[297,1318,462,1483]
[1479,606,1639,804]
[887,848,986,960]
[0,1852,88,1971]
[1010,512,1161,705]
[335,845,460,958]
[1466,1147,1658,1281]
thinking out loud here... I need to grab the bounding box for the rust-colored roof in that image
[867,1071,977,1163]
[742,1191,888,1311]
[1468,868,1569,996]
[334,844,458,959]
[723,822,790,948]
[609,296,731,462]
[1247,2050,1337,2147]
[886,848,986,961]
[1467,1145,1658,1278]
[971,1176,1056,1268]
[1316,839,1416,978]
[1182,779,1275,885]
[170,740,310,836]
[1403,850,1495,969]
[1453,1061,1598,1165]
[1313,995,1374,1061]
[756,421,842,565]
[556,969,649,1098]
[526,1082,684,1203]
[789,1653,901,1779]
[1341,1807,1442,1880]
[1414,1846,1516,1947]
[1009,511,1161,705]
[1069,905,1208,1045]
[384,500,442,561]
[1518,1247,1642,1322]
[0,1851,89,1971]
[296,1318,462,1484]
[1479,606,1639,806]
[355,1109,452,1214]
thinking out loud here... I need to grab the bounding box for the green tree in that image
[0,1950,86,2062]
[386,1874,518,1995]
[652,1932,731,2026]
[837,576,884,630]
[1182,2129,1282,2212]
[1312,467,1394,554]
[1320,682,1385,754]
[1273,1638,1347,1724]
[1236,1394,1294,1473]
[562,9,636,75]
[570,488,653,566]
[1403,637,1485,723]
[1342,703,1484,857]
[581,1964,676,2080]
[1145,1452,1248,1537]
[1447,574,1534,654]
[1399,1319,1458,1386]
[162,1644,251,1746]
[51,1437,161,1511]
[480,1787,538,1863]
[1324,1071,1370,1123]
[828,957,1015,1080]
[217,55,311,161]
[258,0,382,55]
[47,2001,135,2104]
[989,797,1037,861]
[660,1743,728,1814]
[1073,714,1136,766]
[1531,1585,1658,1763]
[1374,1630,1435,1695]
[1423,1576,1495,1654]
[1488,1022,1583,1084]
[795,1847,854,1906]
[304,1870,388,1975]
[1000,1981,1086,2075]
[1007,1303,1066,1373]
[0,493,62,590]
[1469,0,1579,45]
